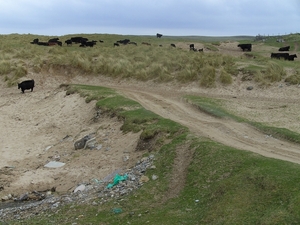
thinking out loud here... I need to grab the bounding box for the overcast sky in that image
[1,0,299,37]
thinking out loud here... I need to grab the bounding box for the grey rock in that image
[74,135,91,150]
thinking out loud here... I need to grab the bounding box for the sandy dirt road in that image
[95,81,300,165]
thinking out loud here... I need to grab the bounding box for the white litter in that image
[44,161,65,168]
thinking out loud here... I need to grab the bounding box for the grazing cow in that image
[71,37,88,44]
[48,42,57,46]
[288,54,297,61]
[99,40,104,43]
[117,39,130,45]
[279,46,290,51]
[114,43,120,47]
[79,40,96,47]
[198,48,204,52]
[170,43,176,48]
[238,44,252,51]
[156,33,163,38]
[30,38,39,44]
[65,39,72,45]
[142,42,151,46]
[48,38,59,43]
[271,53,289,60]
[18,80,35,93]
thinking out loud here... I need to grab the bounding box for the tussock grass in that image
[219,69,233,85]
[285,70,300,84]
[2,33,298,88]
[0,34,241,87]
[199,66,216,87]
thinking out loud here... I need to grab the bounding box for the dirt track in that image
[92,79,300,165]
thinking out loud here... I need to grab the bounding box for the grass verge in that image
[184,95,300,144]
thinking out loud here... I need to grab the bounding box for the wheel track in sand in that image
[106,85,300,165]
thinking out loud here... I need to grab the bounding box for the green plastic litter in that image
[112,208,122,214]
[106,174,128,189]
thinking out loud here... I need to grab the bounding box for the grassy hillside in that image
[1,33,300,88]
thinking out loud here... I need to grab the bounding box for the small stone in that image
[2,196,9,201]
[152,175,158,180]
[74,184,86,193]
[45,146,52,151]
[140,175,149,183]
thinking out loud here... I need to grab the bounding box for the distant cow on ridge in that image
[156,33,163,38]
[18,80,35,93]
[238,44,252,51]
[271,53,289,60]
[279,46,290,51]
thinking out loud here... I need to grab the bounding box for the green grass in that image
[16,136,300,225]
[184,95,300,144]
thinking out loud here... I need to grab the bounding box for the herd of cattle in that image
[29,35,181,49]
[22,36,299,93]
[237,43,297,61]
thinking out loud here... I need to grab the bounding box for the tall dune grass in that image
[0,33,298,87]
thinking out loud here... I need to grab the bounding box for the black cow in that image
[238,44,252,51]
[279,46,290,51]
[171,43,176,48]
[65,39,72,46]
[18,80,35,93]
[198,48,204,52]
[48,41,62,46]
[114,43,120,47]
[288,54,297,61]
[48,38,59,43]
[99,40,104,43]
[80,40,97,47]
[189,44,195,50]
[271,53,289,60]
[30,38,39,44]
[156,33,163,38]
[117,39,130,45]
[71,37,88,44]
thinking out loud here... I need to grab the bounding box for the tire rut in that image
[117,88,300,165]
